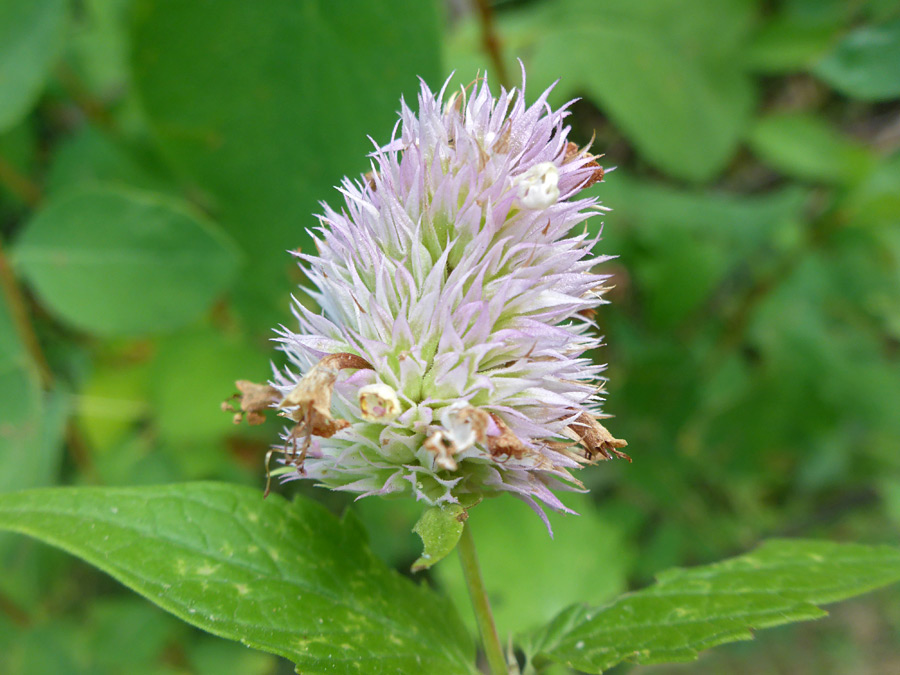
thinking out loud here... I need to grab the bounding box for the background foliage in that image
[0,0,898,672]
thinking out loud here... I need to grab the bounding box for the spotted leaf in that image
[0,482,476,674]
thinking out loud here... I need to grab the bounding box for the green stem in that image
[458,521,508,675]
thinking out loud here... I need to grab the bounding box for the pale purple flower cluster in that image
[271,72,626,528]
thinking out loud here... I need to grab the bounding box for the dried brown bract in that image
[227,353,373,496]
[564,140,605,189]
[486,413,529,460]
[568,411,630,462]
[222,380,281,425]
[279,352,372,439]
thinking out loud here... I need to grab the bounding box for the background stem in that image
[458,521,508,675]
[474,0,509,88]
[0,239,52,387]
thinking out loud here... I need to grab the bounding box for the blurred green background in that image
[1,0,899,673]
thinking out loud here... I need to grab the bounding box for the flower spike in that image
[238,70,628,526]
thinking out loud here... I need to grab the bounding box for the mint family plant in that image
[2,72,900,675]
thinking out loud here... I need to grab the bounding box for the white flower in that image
[515,161,560,209]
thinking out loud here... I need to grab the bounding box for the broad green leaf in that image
[0,0,67,132]
[536,0,757,182]
[13,186,240,336]
[67,0,132,96]
[748,113,873,184]
[745,18,839,72]
[523,539,900,673]
[814,19,900,100]
[448,0,756,181]
[412,504,465,572]
[131,0,443,330]
[743,0,849,73]
[435,495,631,636]
[46,126,175,196]
[0,482,476,674]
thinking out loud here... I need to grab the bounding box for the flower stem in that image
[474,0,510,89]
[458,520,508,675]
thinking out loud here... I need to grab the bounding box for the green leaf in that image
[412,504,465,572]
[0,482,476,674]
[458,0,756,182]
[46,126,176,196]
[131,0,443,330]
[435,495,631,636]
[67,0,132,96]
[0,0,67,132]
[13,186,240,336]
[748,112,874,184]
[814,19,900,100]
[745,18,840,72]
[523,539,900,673]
